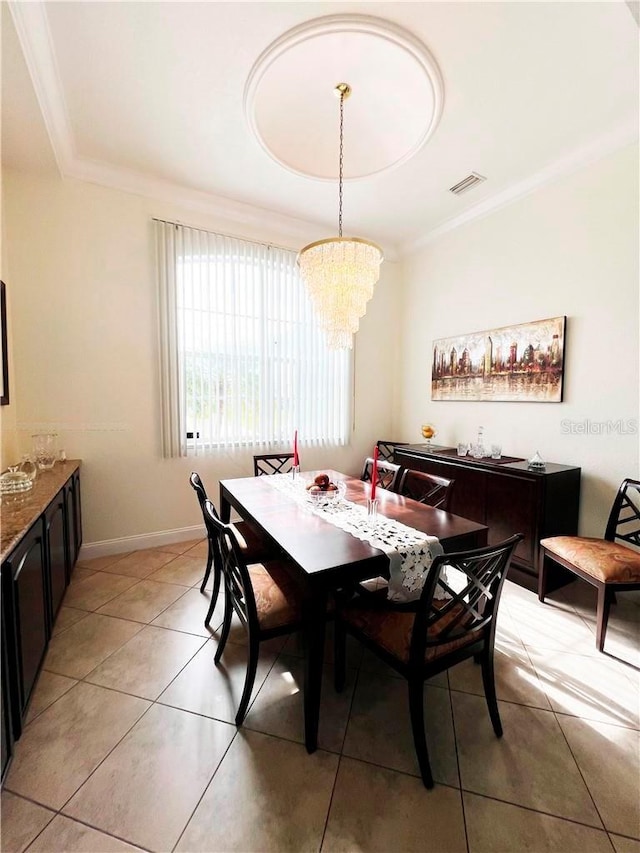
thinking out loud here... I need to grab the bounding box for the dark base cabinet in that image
[1,463,82,783]
[3,521,48,732]
[1,589,14,779]
[46,493,69,626]
[394,446,580,592]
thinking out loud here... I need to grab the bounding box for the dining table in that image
[219,469,489,753]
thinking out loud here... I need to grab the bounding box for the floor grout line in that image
[170,729,240,853]
[8,571,638,851]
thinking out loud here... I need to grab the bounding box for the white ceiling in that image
[2,2,638,257]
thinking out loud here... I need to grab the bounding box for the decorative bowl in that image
[307,487,340,506]
[0,469,33,495]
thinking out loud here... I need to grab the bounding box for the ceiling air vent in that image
[449,172,486,195]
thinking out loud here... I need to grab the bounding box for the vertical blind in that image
[156,220,352,457]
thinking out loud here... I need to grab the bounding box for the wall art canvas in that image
[431,316,566,402]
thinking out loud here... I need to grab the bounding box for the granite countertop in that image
[0,460,81,563]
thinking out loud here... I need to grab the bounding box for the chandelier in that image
[297,84,384,350]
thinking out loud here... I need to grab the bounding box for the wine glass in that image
[421,423,437,448]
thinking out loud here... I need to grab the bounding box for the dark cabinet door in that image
[485,474,539,567]
[394,448,580,590]
[1,586,13,779]
[72,469,83,561]
[45,495,69,623]
[4,521,48,716]
[1,667,8,780]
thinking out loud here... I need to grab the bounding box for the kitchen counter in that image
[0,461,81,562]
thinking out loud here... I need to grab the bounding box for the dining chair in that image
[538,477,640,651]
[395,469,455,512]
[360,457,403,492]
[334,534,523,788]
[253,452,297,476]
[376,440,408,463]
[202,500,304,725]
[189,472,275,598]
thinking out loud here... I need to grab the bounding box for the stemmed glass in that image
[421,423,437,448]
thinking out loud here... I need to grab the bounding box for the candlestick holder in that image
[291,465,300,481]
[367,497,379,523]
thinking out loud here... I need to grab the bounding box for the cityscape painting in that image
[431,316,566,402]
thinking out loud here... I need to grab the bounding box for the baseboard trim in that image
[78,525,205,561]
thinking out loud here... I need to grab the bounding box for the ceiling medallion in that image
[244,14,444,181]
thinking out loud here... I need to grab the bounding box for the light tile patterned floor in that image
[2,540,639,852]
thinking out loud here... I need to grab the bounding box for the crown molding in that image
[402,117,639,256]
[8,0,74,175]
[67,155,343,248]
[9,1,634,264]
[69,156,400,260]
[7,1,398,259]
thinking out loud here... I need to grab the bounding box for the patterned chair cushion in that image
[541,536,640,584]
[249,561,303,631]
[342,596,482,664]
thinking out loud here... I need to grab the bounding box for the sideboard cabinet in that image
[394,446,580,591]
[0,462,82,782]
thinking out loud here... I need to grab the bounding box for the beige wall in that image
[3,170,401,545]
[0,170,19,470]
[5,143,637,547]
[397,143,640,536]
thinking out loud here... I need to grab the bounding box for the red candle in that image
[370,445,378,500]
[293,430,299,467]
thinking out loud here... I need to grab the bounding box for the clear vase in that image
[32,433,58,470]
[19,455,38,482]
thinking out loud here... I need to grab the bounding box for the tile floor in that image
[1,540,639,852]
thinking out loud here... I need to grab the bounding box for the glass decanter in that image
[471,426,485,459]
[528,450,546,471]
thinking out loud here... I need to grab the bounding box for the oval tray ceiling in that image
[244,14,444,181]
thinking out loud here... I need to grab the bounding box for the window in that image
[156,220,352,457]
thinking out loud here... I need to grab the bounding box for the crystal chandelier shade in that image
[298,237,383,350]
[297,83,384,350]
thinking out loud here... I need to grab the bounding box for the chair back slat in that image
[253,453,296,476]
[360,457,402,491]
[190,472,222,522]
[410,535,522,664]
[376,440,408,462]
[396,469,455,511]
[203,500,258,629]
[189,471,208,512]
[605,478,640,549]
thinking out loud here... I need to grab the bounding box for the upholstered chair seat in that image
[540,536,640,584]
[341,596,481,664]
[248,562,303,631]
[334,535,522,788]
[201,500,321,726]
[538,478,640,653]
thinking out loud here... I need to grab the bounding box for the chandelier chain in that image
[296,81,383,349]
[338,90,344,238]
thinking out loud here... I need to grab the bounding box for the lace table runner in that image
[266,474,445,602]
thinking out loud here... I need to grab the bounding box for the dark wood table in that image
[219,470,488,753]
